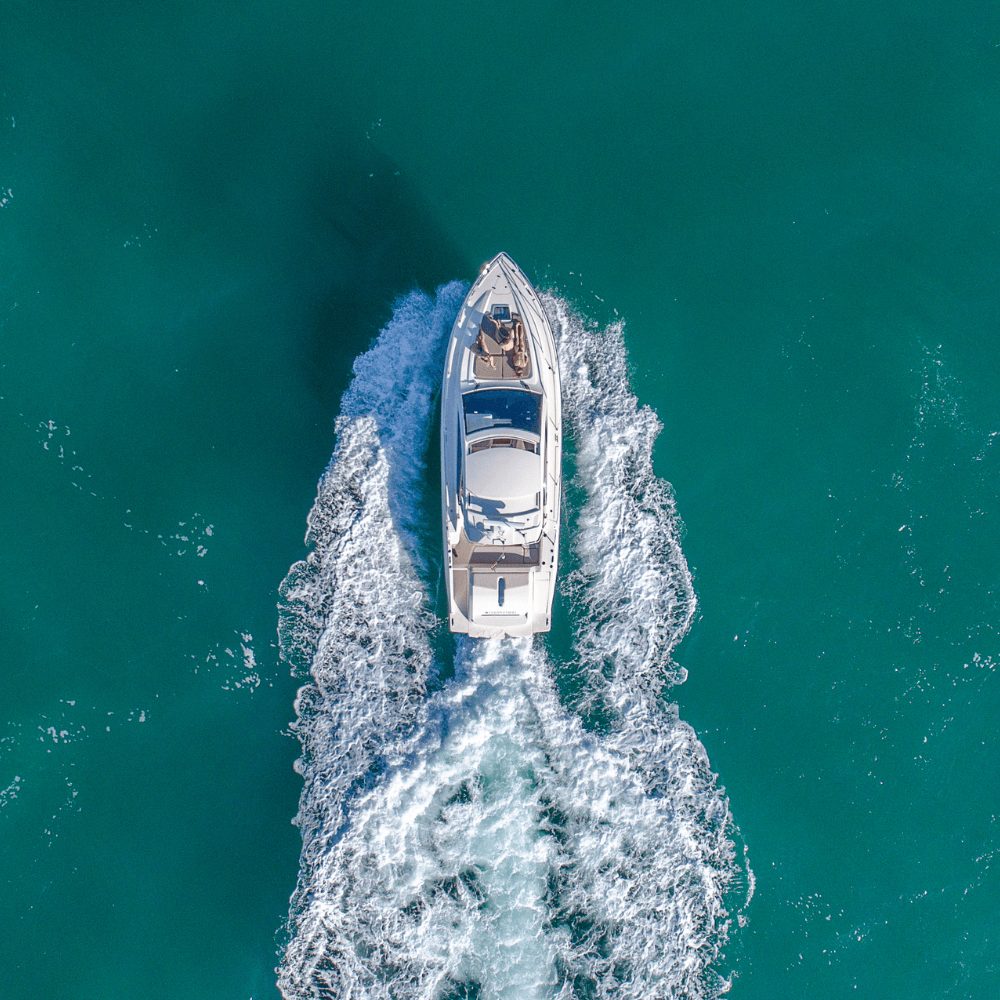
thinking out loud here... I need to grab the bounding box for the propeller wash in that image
[277,283,751,1000]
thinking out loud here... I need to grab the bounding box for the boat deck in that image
[450,533,540,568]
[441,253,560,637]
[473,316,533,380]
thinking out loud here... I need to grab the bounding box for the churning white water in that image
[277,285,749,1000]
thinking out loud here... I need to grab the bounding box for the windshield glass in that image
[464,389,542,435]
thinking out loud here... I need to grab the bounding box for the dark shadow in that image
[299,145,469,406]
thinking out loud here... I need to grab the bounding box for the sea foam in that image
[277,285,746,999]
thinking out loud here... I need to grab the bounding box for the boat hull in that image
[440,254,561,637]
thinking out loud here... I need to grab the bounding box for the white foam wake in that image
[545,295,696,717]
[543,296,740,995]
[278,288,745,1000]
[281,635,737,1000]
[277,282,466,995]
[279,640,568,1000]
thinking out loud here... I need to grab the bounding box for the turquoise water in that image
[3,2,999,997]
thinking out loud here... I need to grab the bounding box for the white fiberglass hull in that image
[440,253,562,637]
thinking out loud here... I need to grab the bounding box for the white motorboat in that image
[440,253,562,637]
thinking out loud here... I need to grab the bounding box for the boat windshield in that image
[464,389,542,435]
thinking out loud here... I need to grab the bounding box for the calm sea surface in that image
[2,2,999,997]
